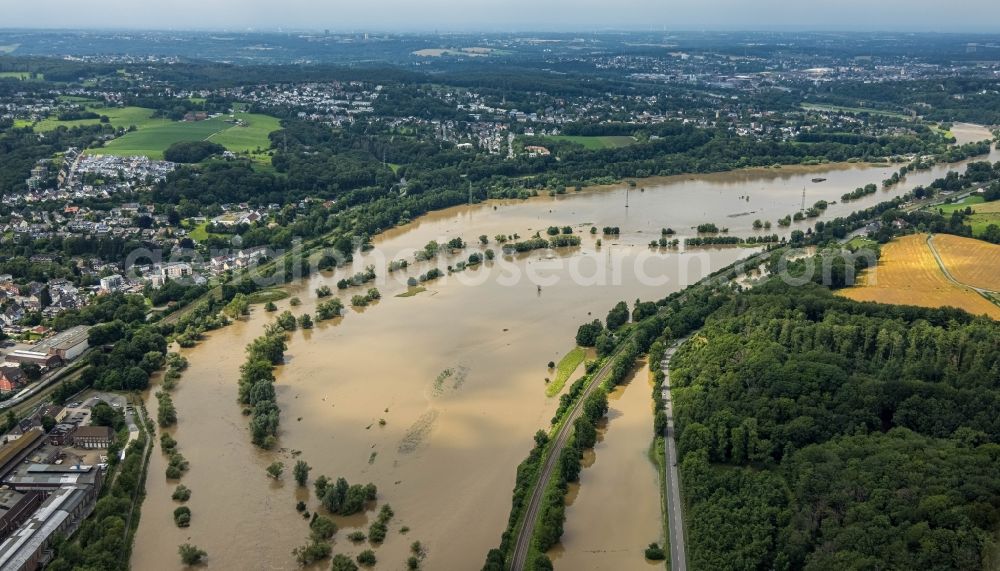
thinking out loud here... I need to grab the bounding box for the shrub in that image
[645,543,666,560]
[331,554,359,571]
[356,549,376,567]
[172,485,191,502]
[173,506,191,527]
[178,543,206,565]
[347,530,366,543]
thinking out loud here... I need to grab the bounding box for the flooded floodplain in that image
[548,363,663,571]
[131,124,997,569]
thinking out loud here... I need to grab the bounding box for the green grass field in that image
[0,45,20,54]
[206,113,281,153]
[531,135,636,150]
[968,206,1000,236]
[934,195,985,214]
[93,112,280,159]
[33,106,167,132]
[801,103,908,119]
[183,220,229,242]
[96,119,225,158]
[30,105,279,159]
[247,289,289,304]
[845,236,878,250]
[545,346,587,397]
[0,71,41,80]
[931,196,1000,236]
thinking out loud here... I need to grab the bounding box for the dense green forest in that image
[671,281,1000,570]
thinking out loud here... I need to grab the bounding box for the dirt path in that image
[926,234,1000,310]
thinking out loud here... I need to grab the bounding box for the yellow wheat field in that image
[932,234,1000,292]
[839,234,1000,319]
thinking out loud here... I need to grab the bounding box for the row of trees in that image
[238,327,287,449]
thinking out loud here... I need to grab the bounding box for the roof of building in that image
[4,465,98,488]
[0,430,44,475]
[0,486,87,569]
[0,489,26,512]
[34,325,90,353]
[71,426,111,439]
[0,367,24,383]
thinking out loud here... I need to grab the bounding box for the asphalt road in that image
[661,340,688,571]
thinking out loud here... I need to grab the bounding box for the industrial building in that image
[70,426,114,449]
[32,326,90,362]
[0,485,95,570]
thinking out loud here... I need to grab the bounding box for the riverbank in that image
[130,124,998,570]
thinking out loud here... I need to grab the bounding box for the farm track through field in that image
[926,234,1000,312]
[839,234,1000,319]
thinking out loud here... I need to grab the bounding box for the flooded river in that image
[548,363,662,570]
[131,124,997,569]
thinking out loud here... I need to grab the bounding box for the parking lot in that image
[57,391,128,426]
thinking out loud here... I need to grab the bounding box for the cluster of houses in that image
[8,150,176,207]
[0,277,89,331]
[225,81,380,124]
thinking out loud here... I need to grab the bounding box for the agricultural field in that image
[95,119,224,158]
[33,106,166,132]
[93,112,280,159]
[205,113,281,152]
[931,234,1000,292]
[838,233,1000,319]
[528,134,636,150]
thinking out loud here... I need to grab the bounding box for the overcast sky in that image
[4,0,999,32]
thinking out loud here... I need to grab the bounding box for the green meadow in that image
[930,195,1000,236]
[30,105,279,159]
[33,106,167,132]
[93,112,280,159]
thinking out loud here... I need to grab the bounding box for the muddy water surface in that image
[131,125,997,570]
[549,363,662,570]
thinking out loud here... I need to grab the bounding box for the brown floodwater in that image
[548,363,662,570]
[131,124,997,570]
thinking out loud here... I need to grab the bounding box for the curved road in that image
[510,338,632,571]
[660,340,688,571]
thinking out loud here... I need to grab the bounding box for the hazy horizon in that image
[3,0,1000,33]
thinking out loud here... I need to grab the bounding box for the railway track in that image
[509,337,631,570]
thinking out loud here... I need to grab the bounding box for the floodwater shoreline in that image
[130,124,997,570]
